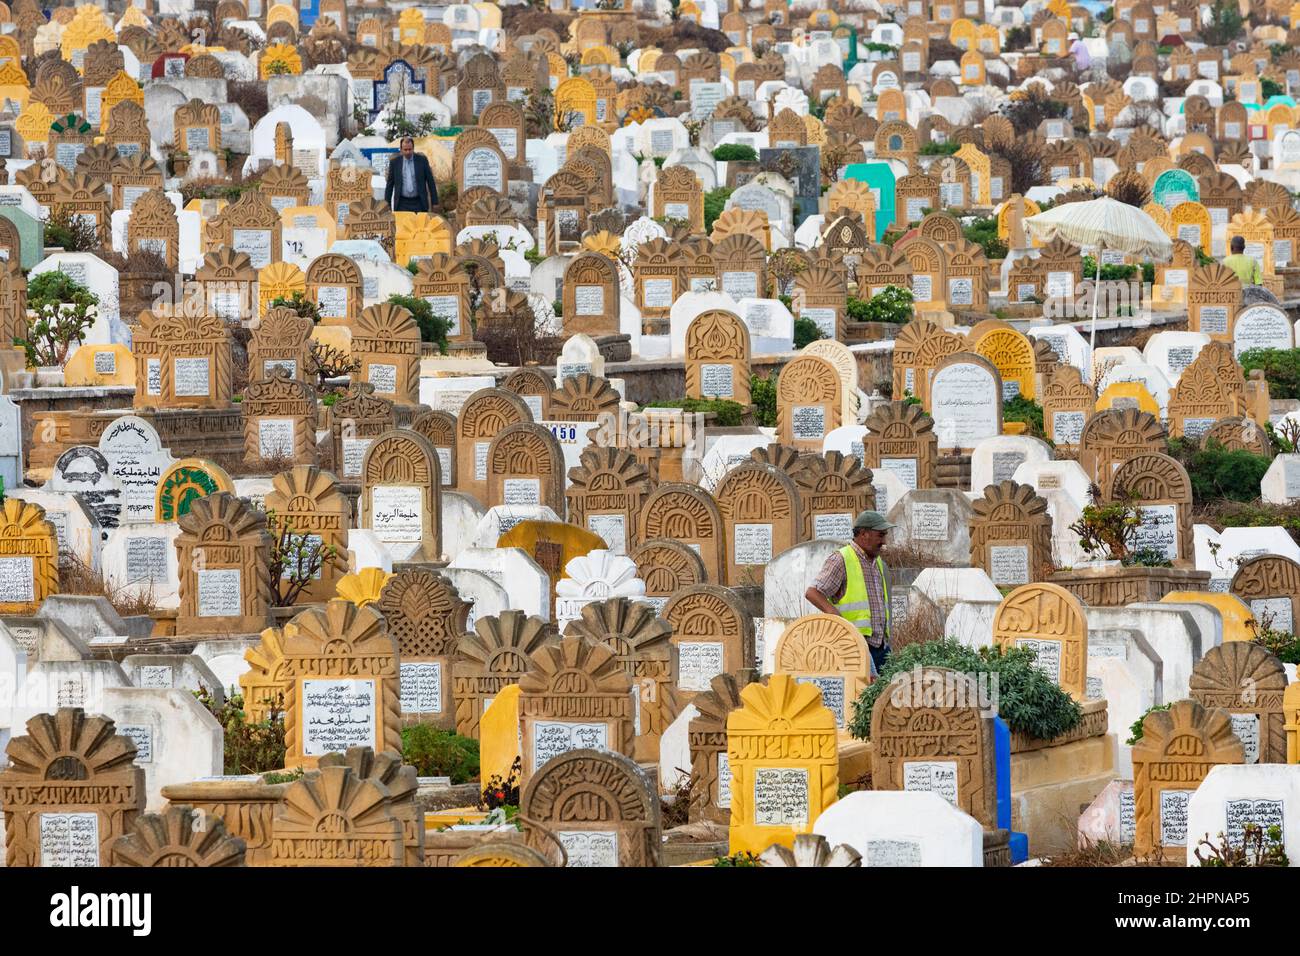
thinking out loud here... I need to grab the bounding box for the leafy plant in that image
[1080,255,1138,282]
[1125,702,1172,746]
[1200,0,1244,46]
[750,372,777,427]
[920,141,960,155]
[261,767,305,785]
[18,270,100,367]
[712,851,762,866]
[846,286,912,324]
[642,397,746,425]
[270,290,322,324]
[387,293,450,352]
[703,186,734,232]
[794,316,825,349]
[43,205,100,252]
[266,508,343,606]
[1239,347,1300,399]
[306,340,360,389]
[1165,437,1271,504]
[197,688,289,775]
[962,215,1008,260]
[1247,613,1300,665]
[1069,494,1143,563]
[848,639,1082,742]
[712,144,758,162]
[401,724,480,783]
[1195,825,1289,867]
[1003,396,1045,440]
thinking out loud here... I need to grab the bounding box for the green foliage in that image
[1196,825,1290,867]
[1166,437,1271,503]
[400,724,480,783]
[387,293,449,353]
[1262,77,1285,100]
[1249,613,1300,664]
[703,186,734,232]
[1200,0,1244,46]
[845,286,912,324]
[552,299,562,318]
[1194,247,1216,266]
[961,215,1008,260]
[1142,262,1155,284]
[19,271,100,367]
[523,247,544,265]
[712,851,762,866]
[1003,396,1045,440]
[642,397,746,425]
[197,688,289,775]
[750,372,777,427]
[1126,703,1172,746]
[864,42,897,54]
[43,205,100,252]
[321,392,339,406]
[1004,25,1032,48]
[262,768,305,785]
[712,144,758,162]
[1081,255,1138,281]
[1069,497,1142,563]
[270,290,322,324]
[1239,347,1300,399]
[794,316,825,349]
[848,639,1082,742]
[920,141,960,156]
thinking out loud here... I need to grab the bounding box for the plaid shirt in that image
[811,541,891,648]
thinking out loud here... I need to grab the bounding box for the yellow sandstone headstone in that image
[1158,591,1256,644]
[62,343,134,387]
[478,683,523,787]
[1096,381,1161,418]
[726,673,838,856]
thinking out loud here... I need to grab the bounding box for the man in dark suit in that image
[384,135,440,213]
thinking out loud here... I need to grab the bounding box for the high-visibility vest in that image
[834,545,890,642]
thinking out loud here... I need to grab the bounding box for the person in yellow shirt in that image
[1222,235,1262,286]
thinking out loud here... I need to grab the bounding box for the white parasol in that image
[1023,196,1174,358]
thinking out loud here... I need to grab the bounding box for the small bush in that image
[270,290,322,324]
[401,724,480,783]
[642,397,746,425]
[1239,347,1300,399]
[1167,437,1272,504]
[846,286,912,324]
[1003,396,1045,440]
[387,293,450,352]
[197,688,289,775]
[962,215,1008,260]
[43,205,100,252]
[750,372,777,427]
[848,639,1083,742]
[711,144,757,162]
[794,316,825,349]
[703,186,733,232]
[20,271,100,368]
[920,141,960,155]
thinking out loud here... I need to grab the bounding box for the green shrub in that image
[711,144,758,162]
[1003,396,1045,440]
[270,290,321,324]
[712,851,762,866]
[845,286,912,324]
[848,639,1082,742]
[920,141,960,155]
[750,372,777,427]
[1166,437,1271,503]
[1239,347,1300,399]
[962,215,1008,260]
[387,293,449,353]
[703,187,734,232]
[1126,703,1172,746]
[794,316,825,349]
[1080,255,1138,281]
[401,725,480,783]
[197,688,289,775]
[642,397,746,425]
[20,271,100,367]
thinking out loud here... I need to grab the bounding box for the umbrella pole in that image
[1089,243,1102,365]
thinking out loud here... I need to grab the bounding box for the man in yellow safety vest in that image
[804,510,896,676]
